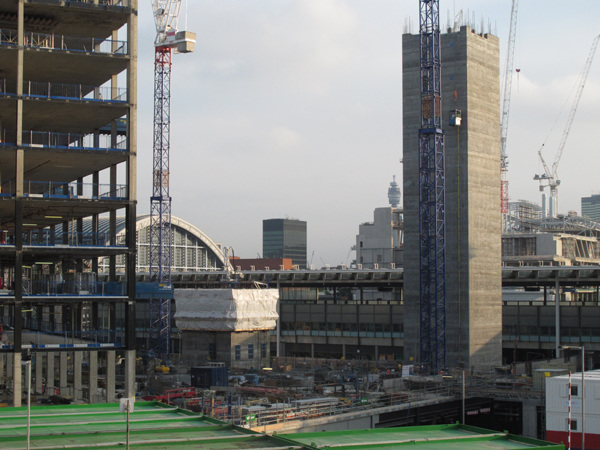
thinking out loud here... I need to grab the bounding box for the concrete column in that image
[6,353,13,385]
[12,0,24,409]
[342,344,346,360]
[522,399,542,439]
[106,351,116,403]
[0,353,4,389]
[88,351,98,403]
[35,353,43,394]
[49,306,56,332]
[124,0,138,346]
[555,280,561,358]
[124,350,136,399]
[47,352,55,394]
[59,352,68,396]
[73,352,82,401]
[109,304,116,342]
[127,0,138,203]
[12,353,21,406]
[311,343,314,358]
[15,0,24,191]
[276,281,281,357]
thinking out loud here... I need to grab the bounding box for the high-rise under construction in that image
[403,26,502,369]
[0,0,138,406]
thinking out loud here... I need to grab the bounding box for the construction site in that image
[0,0,599,448]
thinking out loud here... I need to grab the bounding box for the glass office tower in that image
[582,194,600,222]
[263,219,307,269]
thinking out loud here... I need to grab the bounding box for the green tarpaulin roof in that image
[0,401,564,449]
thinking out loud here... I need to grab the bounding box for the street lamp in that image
[560,345,585,450]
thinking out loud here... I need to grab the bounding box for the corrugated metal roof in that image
[76,214,229,270]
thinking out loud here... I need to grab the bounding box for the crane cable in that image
[539,34,599,175]
[537,78,578,162]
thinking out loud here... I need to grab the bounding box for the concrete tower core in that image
[402,26,502,369]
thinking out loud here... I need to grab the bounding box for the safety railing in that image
[62,0,131,6]
[0,231,126,248]
[0,129,127,151]
[28,281,126,296]
[199,387,453,427]
[0,28,127,54]
[26,231,111,247]
[281,330,403,339]
[0,79,127,103]
[0,180,127,199]
[0,280,126,297]
[0,330,126,352]
[28,0,131,8]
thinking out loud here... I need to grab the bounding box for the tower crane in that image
[149,1,195,356]
[500,0,518,231]
[534,34,599,219]
[418,0,446,372]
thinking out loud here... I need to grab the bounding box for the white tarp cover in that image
[174,288,279,331]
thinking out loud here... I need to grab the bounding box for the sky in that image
[134,1,600,266]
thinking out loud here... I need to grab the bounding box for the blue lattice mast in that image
[418,0,446,372]
[149,1,195,356]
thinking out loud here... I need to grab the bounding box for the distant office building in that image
[355,176,404,269]
[263,219,307,268]
[582,194,600,222]
[356,208,403,269]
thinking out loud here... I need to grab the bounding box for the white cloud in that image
[269,126,301,150]
[136,1,600,264]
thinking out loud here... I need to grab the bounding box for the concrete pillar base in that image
[47,352,55,395]
[59,352,68,396]
[124,350,136,399]
[74,352,82,401]
[6,353,13,386]
[106,351,116,403]
[88,351,98,404]
[0,352,4,389]
[12,352,22,407]
[35,352,43,394]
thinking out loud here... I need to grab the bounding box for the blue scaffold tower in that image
[418,0,446,372]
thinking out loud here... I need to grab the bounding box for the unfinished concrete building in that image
[0,0,138,406]
[402,26,502,369]
[174,289,278,370]
[503,232,600,266]
[510,200,543,224]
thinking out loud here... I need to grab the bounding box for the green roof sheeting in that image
[0,402,564,449]
[280,425,563,449]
